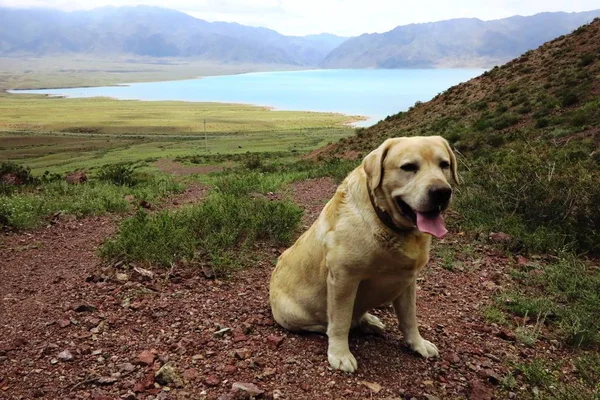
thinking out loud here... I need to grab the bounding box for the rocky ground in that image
[0,175,578,400]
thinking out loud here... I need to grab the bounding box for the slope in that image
[323,18,600,254]
[321,10,600,68]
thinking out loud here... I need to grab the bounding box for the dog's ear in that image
[363,139,394,189]
[440,137,460,184]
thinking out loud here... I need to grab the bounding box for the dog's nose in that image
[429,185,452,206]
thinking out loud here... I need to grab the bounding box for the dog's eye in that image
[400,163,419,172]
[440,161,451,169]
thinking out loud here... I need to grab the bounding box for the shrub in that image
[561,92,579,107]
[98,162,139,186]
[579,53,595,67]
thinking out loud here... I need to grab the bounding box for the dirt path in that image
[0,178,563,400]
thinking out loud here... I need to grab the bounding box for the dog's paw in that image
[408,338,439,358]
[357,313,386,336]
[328,349,358,372]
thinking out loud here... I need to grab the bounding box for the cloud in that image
[0,0,599,35]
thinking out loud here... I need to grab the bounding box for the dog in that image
[269,136,459,372]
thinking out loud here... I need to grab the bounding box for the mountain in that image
[320,10,600,68]
[319,18,600,254]
[0,6,348,66]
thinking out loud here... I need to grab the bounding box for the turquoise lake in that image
[14,69,485,126]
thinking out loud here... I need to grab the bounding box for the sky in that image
[1,0,599,36]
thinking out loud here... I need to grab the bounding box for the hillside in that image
[0,6,347,66]
[321,10,600,68]
[323,18,600,255]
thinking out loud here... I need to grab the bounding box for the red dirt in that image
[0,179,576,400]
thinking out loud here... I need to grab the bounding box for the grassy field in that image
[0,56,359,174]
[0,56,300,90]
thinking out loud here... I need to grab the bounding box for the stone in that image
[469,379,493,400]
[73,304,96,313]
[154,363,183,388]
[137,350,155,366]
[359,381,382,394]
[267,335,284,347]
[232,382,264,397]
[57,319,71,328]
[58,350,74,362]
[205,375,221,387]
[116,273,129,282]
[65,171,87,184]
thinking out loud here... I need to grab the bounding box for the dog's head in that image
[363,136,459,238]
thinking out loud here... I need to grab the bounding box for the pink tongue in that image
[416,212,448,238]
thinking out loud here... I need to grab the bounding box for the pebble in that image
[57,350,73,362]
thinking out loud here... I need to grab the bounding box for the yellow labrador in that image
[269,136,458,372]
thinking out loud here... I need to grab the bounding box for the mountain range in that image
[1,6,599,68]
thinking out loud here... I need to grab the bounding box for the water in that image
[13,69,485,126]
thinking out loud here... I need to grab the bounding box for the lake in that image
[13,69,485,126]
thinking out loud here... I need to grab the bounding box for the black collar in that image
[367,186,414,235]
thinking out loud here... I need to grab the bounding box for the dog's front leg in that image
[326,269,360,372]
[393,279,439,358]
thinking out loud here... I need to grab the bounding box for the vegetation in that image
[100,157,355,274]
[0,94,358,174]
[0,162,182,229]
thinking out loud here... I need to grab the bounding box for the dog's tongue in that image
[416,212,448,238]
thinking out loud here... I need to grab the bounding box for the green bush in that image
[561,92,579,107]
[0,176,182,229]
[98,162,139,186]
[101,188,303,271]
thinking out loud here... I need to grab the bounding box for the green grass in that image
[500,256,600,348]
[513,356,600,399]
[0,94,358,174]
[0,165,182,229]
[100,158,355,273]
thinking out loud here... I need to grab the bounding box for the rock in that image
[201,266,216,279]
[479,369,501,385]
[425,395,441,400]
[267,335,284,347]
[445,352,461,364]
[58,349,74,362]
[57,319,71,328]
[134,371,155,392]
[66,171,87,184]
[234,348,252,360]
[97,376,119,385]
[223,365,238,374]
[469,379,493,400]
[136,350,156,366]
[261,368,276,378]
[359,381,382,394]
[489,232,511,243]
[133,266,155,280]
[205,375,221,387]
[0,173,24,186]
[182,369,199,381]
[119,363,136,373]
[214,327,232,337]
[497,329,516,342]
[140,200,152,210]
[50,358,58,365]
[516,256,530,266]
[154,363,183,388]
[121,391,136,400]
[232,382,264,397]
[73,304,96,313]
[116,273,129,282]
[233,330,248,343]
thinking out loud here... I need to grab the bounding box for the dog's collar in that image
[367,186,414,235]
